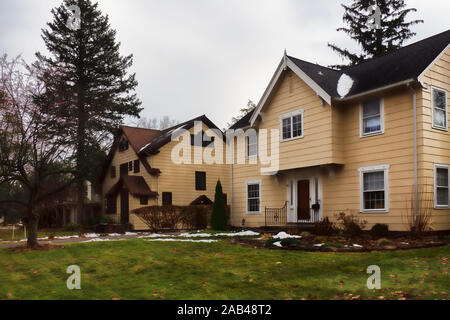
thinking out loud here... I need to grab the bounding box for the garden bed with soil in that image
[234,233,450,252]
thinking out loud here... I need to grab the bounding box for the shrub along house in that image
[100,115,230,230]
[230,30,450,231]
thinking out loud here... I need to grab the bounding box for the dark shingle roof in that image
[229,108,256,130]
[288,29,450,99]
[139,115,223,156]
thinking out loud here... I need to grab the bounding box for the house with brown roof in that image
[101,30,449,232]
[230,29,450,231]
[100,115,230,230]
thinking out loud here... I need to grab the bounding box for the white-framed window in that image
[280,109,304,142]
[431,87,448,130]
[246,135,258,158]
[359,164,390,212]
[434,164,449,208]
[360,98,384,136]
[246,179,261,214]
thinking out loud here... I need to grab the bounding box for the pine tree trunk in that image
[25,209,39,249]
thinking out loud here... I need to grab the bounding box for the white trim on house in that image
[418,43,450,82]
[246,179,262,214]
[249,55,331,126]
[434,163,450,209]
[431,86,448,131]
[359,98,385,137]
[359,164,390,213]
[279,109,304,142]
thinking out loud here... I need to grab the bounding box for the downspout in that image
[407,84,418,224]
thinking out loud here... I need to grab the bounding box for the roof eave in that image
[333,78,418,102]
[249,56,332,126]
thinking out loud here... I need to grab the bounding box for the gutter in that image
[407,83,419,225]
[335,79,416,102]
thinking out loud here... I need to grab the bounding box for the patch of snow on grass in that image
[215,230,260,237]
[273,241,282,247]
[272,232,301,240]
[314,243,324,247]
[145,238,218,243]
[353,244,363,248]
[138,233,173,239]
[83,233,101,238]
[125,232,138,236]
[179,233,211,238]
[337,73,354,98]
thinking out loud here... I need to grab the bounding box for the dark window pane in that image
[437,168,449,187]
[119,140,129,152]
[120,163,128,176]
[437,188,449,206]
[140,196,148,205]
[282,118,291,140]
[162,192,172,206]
[133,160,140,173]
[195,171,206,190]
[106,196,116,214]
[292,114,302,137]
[363,171,384,191]
[364,191,385,210]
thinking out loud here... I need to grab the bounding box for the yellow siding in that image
[418,46,450,230]
[102,123,230,230]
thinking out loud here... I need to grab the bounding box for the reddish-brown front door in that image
[297,180,310,221]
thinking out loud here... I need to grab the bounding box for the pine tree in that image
[329,0,423,69]
[34,0,142,223]
[211,180,228,231]
[228,100,256,128]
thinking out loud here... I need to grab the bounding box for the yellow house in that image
[100,115,230,230]
[230,30,450,231]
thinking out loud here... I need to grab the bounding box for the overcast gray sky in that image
[1,0,449,129]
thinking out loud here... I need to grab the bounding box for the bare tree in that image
[0,55,74,248]
[135,115,180,130]
[402,181,433,237]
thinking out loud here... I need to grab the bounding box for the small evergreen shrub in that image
[370,223,389,238]
[280,238,300,246]
[313,217,336,236]
[211,180,228,231]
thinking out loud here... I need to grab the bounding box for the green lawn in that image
[0,240,448,300]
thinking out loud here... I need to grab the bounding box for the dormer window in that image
[280,109,304,142]
[361,98,384,136]
[119,139,129,152]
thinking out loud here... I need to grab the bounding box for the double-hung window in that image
[246,180,261,214]
[359,165,389,212]
[435,164,449,208]
[280,110,304,141]
[247,135,258,158]
[361,98,383,136]
[432,87,448,130]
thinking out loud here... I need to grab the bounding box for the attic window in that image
[119,140,129,152]
[432,87,448,130]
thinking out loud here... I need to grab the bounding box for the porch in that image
[264,202,322,227]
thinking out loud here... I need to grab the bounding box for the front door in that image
[297,180,310,221]
[120,190,129,225]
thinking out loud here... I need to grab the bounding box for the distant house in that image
[230,29,450,231]
[100,115,230,230]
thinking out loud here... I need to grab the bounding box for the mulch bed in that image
[233,235,449,252]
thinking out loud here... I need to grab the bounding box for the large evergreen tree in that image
[34,0,142,223]
[329,0,423,69]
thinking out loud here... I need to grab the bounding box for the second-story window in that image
[361,98,383,136]
[280,109,304,142]
[120,163,128,176]
[432,87,447,130]
[247,135,258,158]
[119,139,129,152]
[195,171,206,191]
